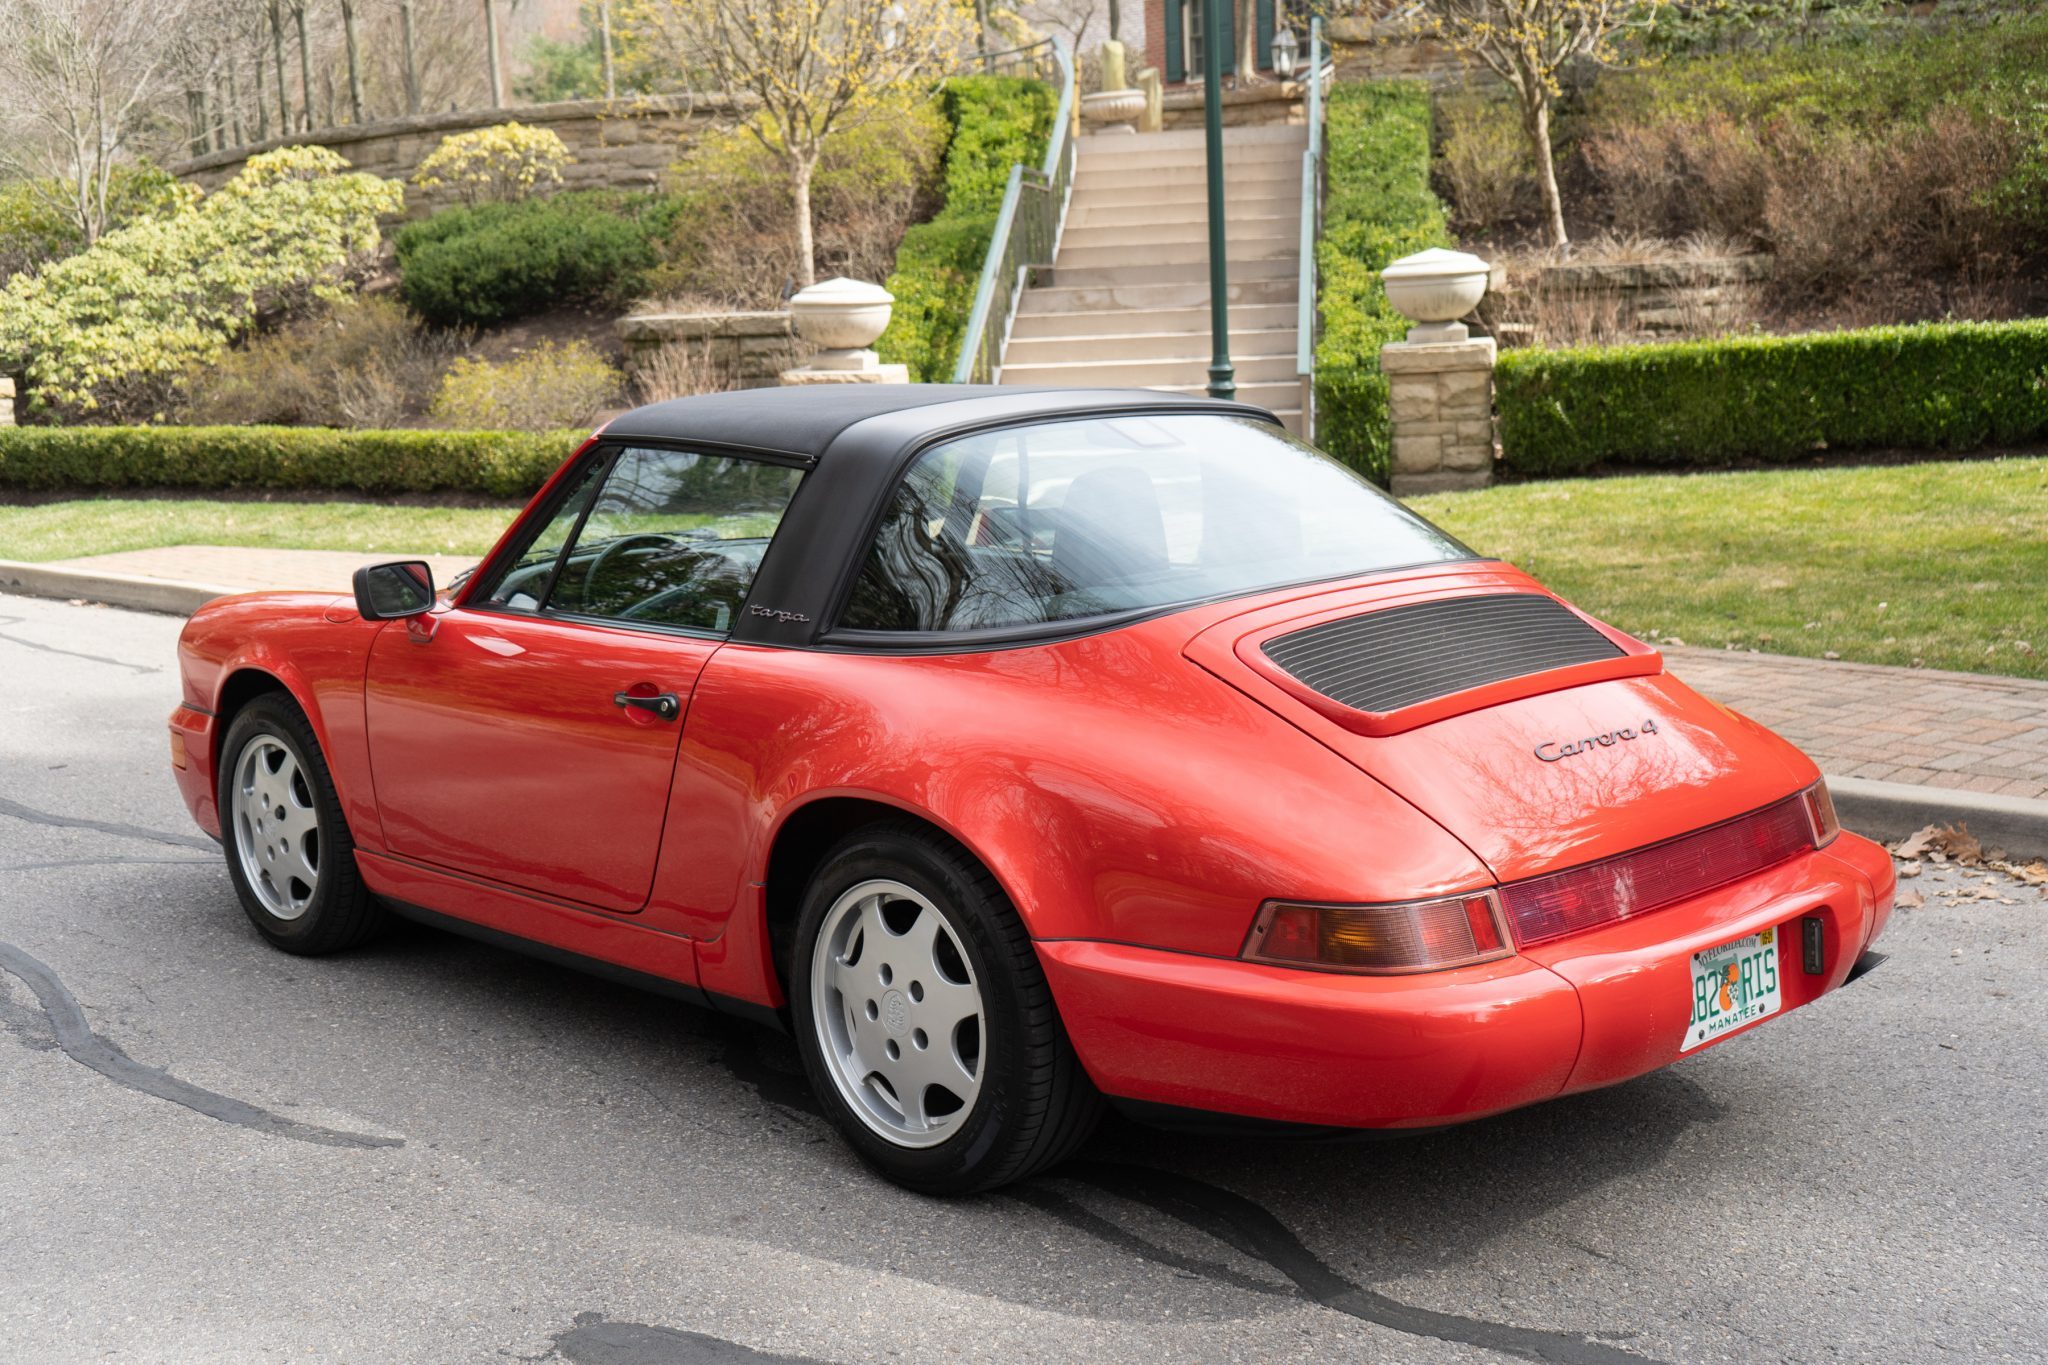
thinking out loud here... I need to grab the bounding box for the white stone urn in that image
[1080,88,1146,134]
[789,276,895,367]
[1380,247,1491,343]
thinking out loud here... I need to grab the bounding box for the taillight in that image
[1242,892,1512,974]
[1802,779,1841,847]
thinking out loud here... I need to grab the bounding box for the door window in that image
[546,446,805,633]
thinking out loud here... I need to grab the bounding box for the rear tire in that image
[790,822,1101,1194]
[216,692,386,956]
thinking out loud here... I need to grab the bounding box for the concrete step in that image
[999,350,1301,387]
[1004,326,1297,366]
[1010,301,1299,339]
[1146,378,1306,415]
[1077,125,1311,155]
[1065,201,1299,231]
[1059,214,1299,247]
[1067,179,1305,212]
[1073,162,1301,194]
[1043,257,1298,289]
[1054,235,1297,272]
[1016,276,1299,313]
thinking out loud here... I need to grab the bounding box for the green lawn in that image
[1408,456,2048,680]
[3,458,2043,680]
[0,499,521,563]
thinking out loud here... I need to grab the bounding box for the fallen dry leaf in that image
[1896,890,1925,909]
[1892,823,1983,866]
[1897,862,1923,879]
[1895,826,1942,859]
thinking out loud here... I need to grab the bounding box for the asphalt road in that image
[1,591,2043,1365]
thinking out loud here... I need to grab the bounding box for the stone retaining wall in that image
[169,94,738,215]
[616,310,812,391]
[1490,255,1774,342]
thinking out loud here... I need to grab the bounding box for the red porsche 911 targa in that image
[169,386,1895,1192]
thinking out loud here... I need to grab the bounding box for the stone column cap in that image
[1379,335,1498,373]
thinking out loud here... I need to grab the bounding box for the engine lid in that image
[1185,566,1818,883]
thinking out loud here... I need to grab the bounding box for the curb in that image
[0,560,232,616]
[1828,776,2048,862]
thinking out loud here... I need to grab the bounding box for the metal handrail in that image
[950,36,1076,384]
[1295,18,1327,438]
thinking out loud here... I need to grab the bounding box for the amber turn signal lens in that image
[168,729,188,771]
[1243,892,1512,974]
[1802,780,1841,847]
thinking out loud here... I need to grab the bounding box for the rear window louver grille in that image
[1261,594,1625,715]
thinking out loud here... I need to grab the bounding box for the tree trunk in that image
[227,57,243,146]
[271,1,290,132]
[294,3,314,130]
[483,0,504,108]
[187,88,207,160]
[1237,0,1257,82]
[341,0,365,123]
[791,155,816,288]
[1108,0,1120,42]
[254,48,269,142]
[1524,95,1568,248]
[400,1,421,114]
[599,2,615,100]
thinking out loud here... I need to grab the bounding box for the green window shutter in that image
[1256,0,1275,70]
[1165,0,1184,82]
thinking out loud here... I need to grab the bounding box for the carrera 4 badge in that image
[1536,717,1660,763]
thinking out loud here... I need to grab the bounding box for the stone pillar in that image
[1381,337,1495,495]
[0,376,14,427]
[781,277,908,386]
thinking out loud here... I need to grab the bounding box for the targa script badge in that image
[1535,717,1660,763]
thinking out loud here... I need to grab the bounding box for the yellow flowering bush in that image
[413,123,573,205]
[428,341,620,430]
[0,146,403,417]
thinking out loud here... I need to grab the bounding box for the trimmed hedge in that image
[1496,321,2048,475]
[395,190,679,328]
[0,426,583,498]
[878,75,1058,382]
[1313,81,1454,483]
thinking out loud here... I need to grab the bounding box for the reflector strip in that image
[1502,796,1816,947]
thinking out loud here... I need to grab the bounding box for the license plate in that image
[1682,927,1781,1053]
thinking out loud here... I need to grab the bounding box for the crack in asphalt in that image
[0,626,160,675]
[1,856,216,873]
[0,795,215,850]
[0,940,403,1150]
[1052,1163,1660,1365]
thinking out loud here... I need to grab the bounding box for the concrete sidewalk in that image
[5,543,2044,853]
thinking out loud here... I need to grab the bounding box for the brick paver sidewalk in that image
[12,546,2046,802]
[1665,647,2048,802]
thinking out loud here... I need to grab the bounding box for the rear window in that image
[837,413,1472,634]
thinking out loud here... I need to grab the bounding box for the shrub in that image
[1313,81,1454,483]
[0,163,194,284]
[1494,320,2048,475]
[396,190,668,327]
[0,426,578,497]
[877,75,1058,382]
[0,146,402,418]
[181,296,467,428]
[413,122,572,204]
[1435,92,1528,234]
[650,94,947,309]
[429,340,621,430]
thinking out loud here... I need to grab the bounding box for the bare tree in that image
[0,0,196,242]
[619,0,971,287]
[1413,0,1671,246]
[339,0,366,121]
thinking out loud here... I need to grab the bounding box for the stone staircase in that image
[999,123,1309,432]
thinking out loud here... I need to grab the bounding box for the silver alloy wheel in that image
[810,878,986,1148]
[230,733,321,922]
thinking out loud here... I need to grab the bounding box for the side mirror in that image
[352,560,436,621]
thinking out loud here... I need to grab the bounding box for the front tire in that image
[791,823,1101,1194]
[217,692,385,955]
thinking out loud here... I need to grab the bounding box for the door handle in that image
[613,691,681,722]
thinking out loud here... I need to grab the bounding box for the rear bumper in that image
[1039,830,1896,1130]
[168,703,221,839]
